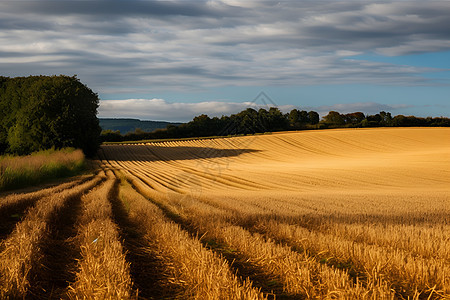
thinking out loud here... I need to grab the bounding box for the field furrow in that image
[113,171,266,299]
[0,174,95,239]
[124,170,393,299]
[0,172,104,298]
[67,170,133,299]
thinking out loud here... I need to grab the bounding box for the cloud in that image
[98,98,411,122]
[98,98,296,122]
[0,1,225,18]
[1,1,450,95]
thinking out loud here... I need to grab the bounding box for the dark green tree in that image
[322,111,345,126]
[298,110,309,124]
[379,111,393,126]
[268,107,289,130]
[343,112,365,125]
[288,109,300,128]
[308,111,320,125]
[0,75,101,156]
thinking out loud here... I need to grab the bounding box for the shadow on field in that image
[30,193,83,299]
[0,198,38,240]
[108,181,180,299]
[100,145,260,162]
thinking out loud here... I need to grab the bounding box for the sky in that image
[1,0,450,122]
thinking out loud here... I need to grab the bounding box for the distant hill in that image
[99,118,183,134]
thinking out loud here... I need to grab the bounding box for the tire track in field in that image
[0,175,94,240]
[0,173,105,299]
[108,170,174,299]
[102,143,277,192]
[129,155,274,192]
[118,172,285,299]
[111,169,266,299]
[29,173,106,299]
[67,170,134,299]
[29,187,85,298]
[133,182,395,299]
[125,172,374,299]
[119,159,245,194]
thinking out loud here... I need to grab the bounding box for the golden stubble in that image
[101,127,449,299]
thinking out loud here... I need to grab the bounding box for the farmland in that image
[1,127,449,299]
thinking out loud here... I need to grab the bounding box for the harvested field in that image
[0,127,449,299]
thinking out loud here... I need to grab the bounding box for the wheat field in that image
[0,127,449,299]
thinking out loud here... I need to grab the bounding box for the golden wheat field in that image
[0,127,449,299]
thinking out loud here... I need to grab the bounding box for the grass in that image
[0,148,85,191]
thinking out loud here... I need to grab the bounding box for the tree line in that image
[101,107,449,142]
[0,75,101,156]
[321,110,449,127]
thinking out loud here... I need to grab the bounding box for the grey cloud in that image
[98,98,414,122]
[0,17,53,31]
[1,1,450,94]
[98,98,269,122]
[0,1,224,18]
[99,98,296,122]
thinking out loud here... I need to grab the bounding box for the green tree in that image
[268,107,288,131]
[343,112,365,125]
[100,130,122,142]
[257,108,269,132]
[0,75,101,156]
[288,109,300,128]
[308,111,320,125]
[190,114,212,137]
[322,111,345,126]
[379,111,393,126]
[298,110,309,124]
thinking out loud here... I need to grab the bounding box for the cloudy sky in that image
[1,1,450,121]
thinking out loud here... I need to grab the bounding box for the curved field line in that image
[121,171,392,299]
[67,171,133,299]
[0,173,95,213]
[115,174,266,299]
[0,173,104,298]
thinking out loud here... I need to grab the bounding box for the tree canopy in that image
[0,75,101,156]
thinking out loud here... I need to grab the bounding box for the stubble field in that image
[1,127,449,299]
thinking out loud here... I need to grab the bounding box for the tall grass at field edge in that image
[0,148,86,191]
